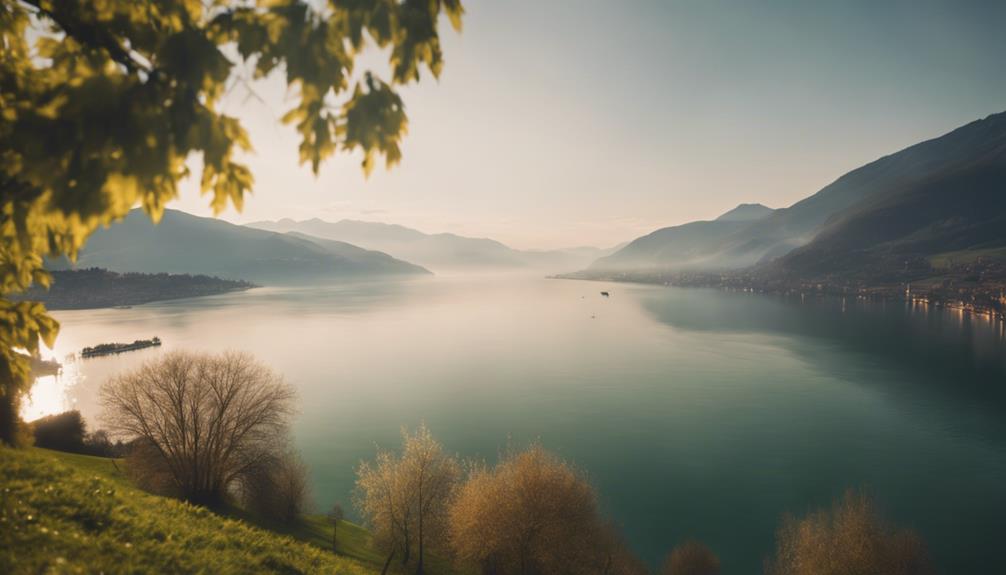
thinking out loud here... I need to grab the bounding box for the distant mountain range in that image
[589,203,775,271]
[53,111,1006,290]
[55,209,430,284]
[247,218,619,273]
[588,111,1006,281]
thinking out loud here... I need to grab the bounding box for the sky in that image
[173,0,1006,250]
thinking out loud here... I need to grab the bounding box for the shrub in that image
[766,489,935,575]
[82,429,128,458]
[125,437,183,498]
[32,410,86,453]
[449,444,644,575]
[662,540,720,575]
[239,449,311,525]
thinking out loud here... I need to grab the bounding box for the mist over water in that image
[28,274,1006,572]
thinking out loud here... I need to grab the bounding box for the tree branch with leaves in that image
[0,0,463,444]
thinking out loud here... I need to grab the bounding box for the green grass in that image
[285,515,464,575]
[273,514,388,566]
[32,448,128,483]
[216,500,388,567]
[236,507,461,574]
[1,447,378,574]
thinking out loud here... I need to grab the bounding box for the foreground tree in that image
[449,444,644,575]
[355,423,460,574]
[100,350,295,505]
[661,540,720,575]
[0,0,464,445]
[766,490,934,575]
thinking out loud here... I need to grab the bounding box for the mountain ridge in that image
[57,209,431,284]
[589,110,1006,274]
[715,203,775,222]
[589,203,774,272]
[247,218,619,273]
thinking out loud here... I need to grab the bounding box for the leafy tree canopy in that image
[0,0,463,443]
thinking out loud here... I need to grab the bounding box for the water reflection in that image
[21,276,1006,573]
[637,287,1006,434]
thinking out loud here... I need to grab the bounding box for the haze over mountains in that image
[52,111,1006,289]
[714,203,775,222]
[247,218,617,273]
[588,111,1006,280]
[56,209,430,284]
[589,203,776,271]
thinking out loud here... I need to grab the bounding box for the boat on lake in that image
[82,337,162,358]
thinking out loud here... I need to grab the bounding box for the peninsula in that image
[15,268,255,310]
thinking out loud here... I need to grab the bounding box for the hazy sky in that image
[173,0,1006,249]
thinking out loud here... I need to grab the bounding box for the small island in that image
[82,337,162,358]
[15,268,256,310]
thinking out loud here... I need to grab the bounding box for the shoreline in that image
[553,272,1006,326]
[15,269,258,310]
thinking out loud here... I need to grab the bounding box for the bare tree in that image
[101,351,296,506]
[355,423,460,574]
[449,444,643,575]
[766,489,935,575]
[328,503,345,550]
[662,540,720,575]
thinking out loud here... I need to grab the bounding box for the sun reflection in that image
[20,356,82,422]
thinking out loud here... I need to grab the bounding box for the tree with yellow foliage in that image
[354,423,461,574]
[449,444,646,575]
[766,490,934,575]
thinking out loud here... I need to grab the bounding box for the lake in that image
[25,274,1006,573]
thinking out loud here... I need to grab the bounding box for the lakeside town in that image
[562,254,1006,326]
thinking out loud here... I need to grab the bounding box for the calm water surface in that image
[26,275,1006,573]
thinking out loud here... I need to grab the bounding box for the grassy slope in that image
[287,516,463,575]
[0,447,377,574]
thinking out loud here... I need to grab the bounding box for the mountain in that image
[713,111,1006,268]
[247,218,615,273]
[249,218,523,270]
[588,111,1006,273]
[55,209,430,284]
[775,161,1006,281]
[715,203,774,222]
[589,204,774,271]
